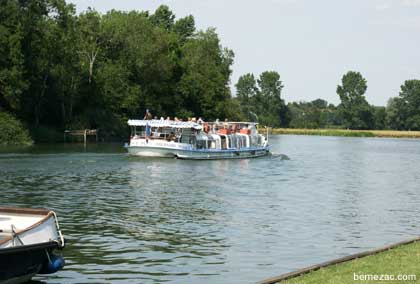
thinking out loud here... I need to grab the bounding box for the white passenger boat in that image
[126,119,270,159]
[0,207,65,284]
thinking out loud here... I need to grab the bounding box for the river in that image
[0,135,419,284]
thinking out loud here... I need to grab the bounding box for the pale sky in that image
[68,0,420,106]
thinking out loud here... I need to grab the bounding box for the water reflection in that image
[0,137,419,284]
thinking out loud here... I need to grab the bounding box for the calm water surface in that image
[0,135,419,284]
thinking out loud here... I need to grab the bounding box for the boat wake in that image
[268,152,290,160]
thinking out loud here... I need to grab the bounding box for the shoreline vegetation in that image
[270,128,420,138]
[0,112,33,146]
[258,238,420,284]
[1,2,420,145]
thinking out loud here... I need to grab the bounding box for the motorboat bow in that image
[0,207,65,284]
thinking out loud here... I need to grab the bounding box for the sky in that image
[68,0,420,106]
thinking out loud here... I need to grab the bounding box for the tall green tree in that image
[399,80,420,130]
[257,71,288,127]
[0,3,245,141]
[177,28,234,120]
[173,15,195,42]
[18,0,71,126]
[149,5,175,31]
[77,9,103,85]
[386,80,420,130]
[235,73,258,121]
[46,2,82,128]
[372,106,386,130]
[0,0,27,112]
[385,97,405,130]
[337,71,374,129]
[235,71,289,126]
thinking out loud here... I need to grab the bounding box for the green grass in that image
[277,241,420,284]
[270,128,420,138]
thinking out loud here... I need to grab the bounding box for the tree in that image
[0,0,27,112]
[337,71,374,129]
[47,2,82,128]
[0,3,251,142]
[149,5,175,30]
[235,73,258,121]
[235,71,289,127]
[18,0,70,126]
[287,100,336,129]
[373,106,386,130]
[399,80,420,130]
[77,9,103,84]
[177,28,235,119]
[173,15,195,42]
[257,71,287,127]
[311,98,328,109]
[386,80,420,130]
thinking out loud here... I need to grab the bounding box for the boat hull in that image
[127,146,177,158]
[0,208,65,284]
[0,242,61,284]
[127,146,270,160]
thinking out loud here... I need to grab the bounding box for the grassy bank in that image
[0,112,33,146]
[275,240,419,284]
[270,128,420,138]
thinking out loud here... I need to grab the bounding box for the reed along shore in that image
[269,128,420,138]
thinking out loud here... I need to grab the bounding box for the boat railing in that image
[51,211,65,248]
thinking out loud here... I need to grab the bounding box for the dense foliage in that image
[336,71,374,130]
[0,1,238,141]
[287,99,340,129]
[0,112,32,145]
[386,80,420,130]
[235,71,289,127]
[276,72,420,131]
[1,1,420,144]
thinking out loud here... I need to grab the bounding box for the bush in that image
[0,112,33,146]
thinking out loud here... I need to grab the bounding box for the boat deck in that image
[0,213,44,232]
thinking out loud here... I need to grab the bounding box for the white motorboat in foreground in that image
[126,119,270,159]
[0,207,65,284]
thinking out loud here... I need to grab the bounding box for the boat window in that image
[220,136,227,149]
[196,140,206,149]
[180,128,194,144]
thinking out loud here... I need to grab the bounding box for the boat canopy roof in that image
[128,119,203,130]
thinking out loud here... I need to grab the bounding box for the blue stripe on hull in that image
[127,146,270,160]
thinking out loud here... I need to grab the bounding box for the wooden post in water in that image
[64,129,97,144]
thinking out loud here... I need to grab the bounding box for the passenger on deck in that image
[198,117,204,124]
[167,131,176,142]
[166,116,171,121]
[232,123,237,133]
[144,109,153,120]
[145,123,152,139]
[223,118,229,129]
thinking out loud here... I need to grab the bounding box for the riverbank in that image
[270,128,420,138]
[258,237,420,284]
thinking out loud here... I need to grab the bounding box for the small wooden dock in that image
[64,129,98,144]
